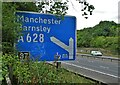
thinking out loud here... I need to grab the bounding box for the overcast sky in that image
[66,0,119,30]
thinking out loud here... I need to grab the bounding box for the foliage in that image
[2,2,39,54]
[2,54,96,84]
[2,3,19,54]
[78,0,95,19]
[15,2,39,12]
[37,1,68,18]
[77,21,119,54]
[36,0,95,19]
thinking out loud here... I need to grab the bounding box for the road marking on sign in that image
[62,62,120,78]
[50,36,74,59]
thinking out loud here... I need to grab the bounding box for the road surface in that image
[61,55,120,85]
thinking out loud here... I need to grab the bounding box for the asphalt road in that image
[61,55,120,85]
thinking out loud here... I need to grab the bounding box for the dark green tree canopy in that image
[77,21,119,54]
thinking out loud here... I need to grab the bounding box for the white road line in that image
[62,62,120,78]
[100,66,109,69]
[88,60,94,63]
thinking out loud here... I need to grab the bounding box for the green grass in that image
[56,68,95,83]
[40,63,98,84]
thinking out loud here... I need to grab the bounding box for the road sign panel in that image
[16,11,76,61]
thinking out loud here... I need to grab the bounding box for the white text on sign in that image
[18,33,44,43]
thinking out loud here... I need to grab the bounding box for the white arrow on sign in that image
[50,36,74,59]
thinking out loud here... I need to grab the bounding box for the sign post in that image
[54,52,61,69]
[16,11,76,61]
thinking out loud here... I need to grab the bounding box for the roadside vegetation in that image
[2,54,98,85]
[77,21,119,57]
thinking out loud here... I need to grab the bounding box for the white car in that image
[91,51,102,56]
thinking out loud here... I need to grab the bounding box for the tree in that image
[77,28,93,47]
[2,3,19,54]
[90,36,106,48]
[36,0,95,19]
[15,2,39,12]
[77,21,119,55]
[2,2,39,54]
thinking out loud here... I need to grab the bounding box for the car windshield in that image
[96,51,101,53]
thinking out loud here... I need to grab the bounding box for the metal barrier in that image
[78,54,120,62]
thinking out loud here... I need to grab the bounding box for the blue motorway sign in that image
[16,11,76,61]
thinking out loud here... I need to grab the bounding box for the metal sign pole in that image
[54,52,61,70]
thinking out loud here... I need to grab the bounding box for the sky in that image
[66,0,119,30]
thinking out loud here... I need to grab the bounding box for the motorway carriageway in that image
[61,55,119,85]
